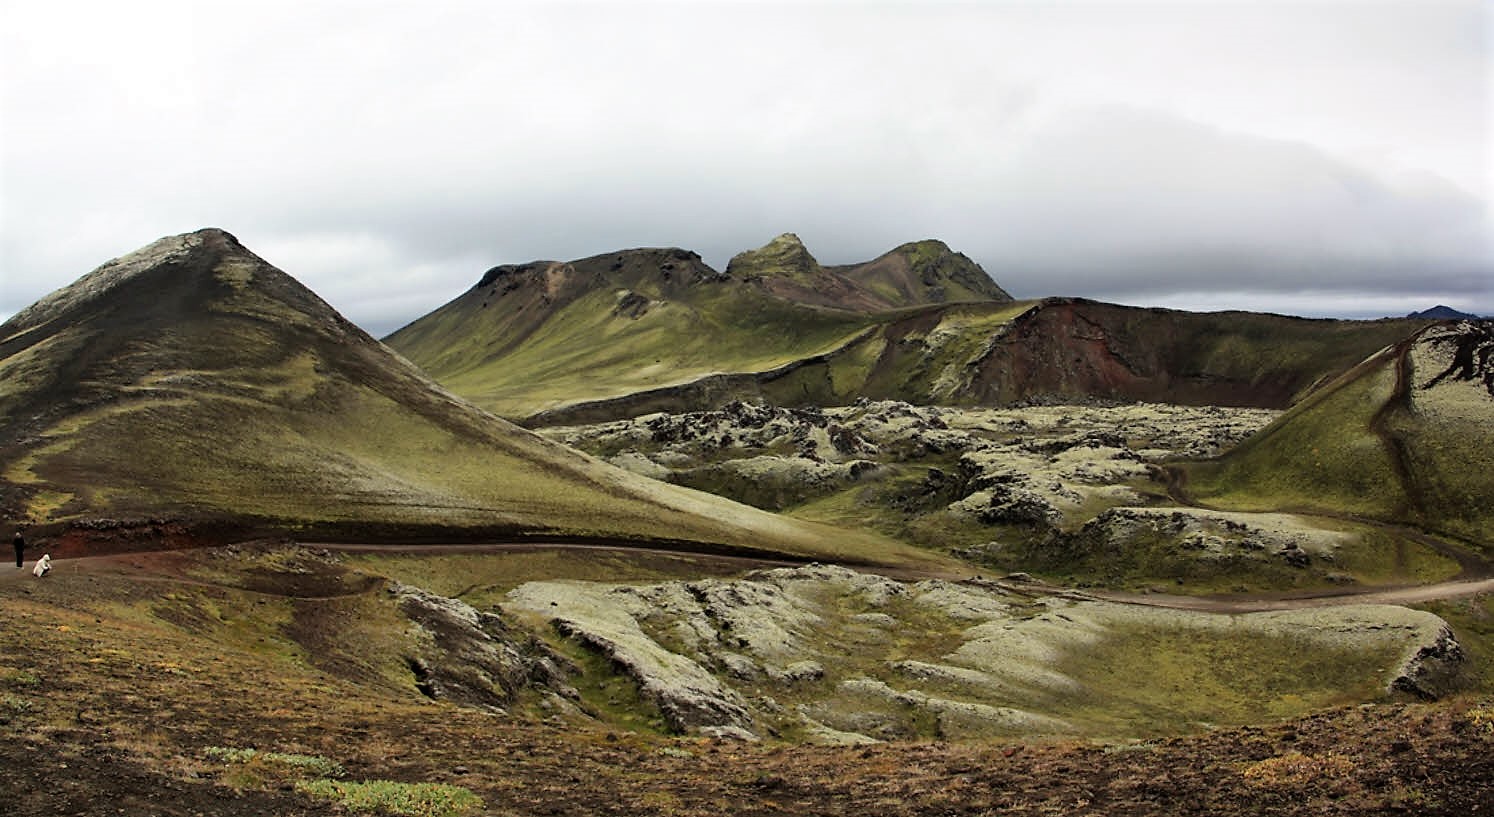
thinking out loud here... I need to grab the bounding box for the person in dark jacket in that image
[12,529,24,569]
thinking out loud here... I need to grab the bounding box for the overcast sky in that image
[2,0,1490,335]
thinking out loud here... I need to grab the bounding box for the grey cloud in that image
[251,103,1488,313]
[3,1,1490,327]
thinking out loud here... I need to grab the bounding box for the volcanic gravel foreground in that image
[2,548,1492,816]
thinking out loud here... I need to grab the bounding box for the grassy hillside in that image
[829,239,1013,305]
[1188,321,1494,545]
[957,300,1430,408]
[386,236,1023,421]
[0,229,940,568]
[383,243,886,419]
[758,299,1428,414]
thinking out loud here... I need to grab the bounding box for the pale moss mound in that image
[506,565,1460,742]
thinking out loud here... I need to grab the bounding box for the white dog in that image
[32,553,50,578]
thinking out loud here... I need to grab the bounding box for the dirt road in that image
[3,540,1489,615]
[1074,576,1494,613]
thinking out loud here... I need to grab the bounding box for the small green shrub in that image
[1465,703,1494,736]
[205,746,480,815]
[1,669,41,687]
[295,779,484,817]
[204,746,345,781]
[2,693,33,714]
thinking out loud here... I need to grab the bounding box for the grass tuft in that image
[1240,752,1356,788]
[1465,703,1494,736]
[204,745,344,774]
[2,693,33,714]
[205,746,346,786]
[1,668,42,687]
[294,779,484,817]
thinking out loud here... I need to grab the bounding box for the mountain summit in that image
[1406,305,1482,320]
[835,239,1013,306]
[724,234,1012,311]
[0,229,925,564]
[385,235,1015,419]
[725,233,823,281]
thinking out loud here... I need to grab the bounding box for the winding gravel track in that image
[1071,576,1494,613]
[2,541,1490,614]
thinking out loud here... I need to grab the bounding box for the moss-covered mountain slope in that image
[1188,320,1494,545]
[384,235,1021,421]
[515,297,1423,427]
[0,229,934,566]
[388,231,1425,426]
[384,245,880,421]
[725,233,1013,311]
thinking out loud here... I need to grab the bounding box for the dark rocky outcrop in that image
[725,233,822,282]
[392,582,580,711]
[1390,625,1465,700]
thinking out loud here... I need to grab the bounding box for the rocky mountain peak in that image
[725,233,823,281]
[2,229,247,336]
[474,261,545,291]
[893,238,952,255]
[826,239,1012,306]
[594,247,726,288]
[897,240,1009,299]
[471,247,724,301]
[0,226,369,378]
[1406,305,1482,320]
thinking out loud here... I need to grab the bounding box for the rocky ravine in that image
[501,565,1463,742]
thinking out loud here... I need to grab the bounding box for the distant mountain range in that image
[1405,305,1485,320]
[386,234,1432,425]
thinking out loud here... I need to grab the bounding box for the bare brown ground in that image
[3,546,1492,816]
[4,665,1492,816]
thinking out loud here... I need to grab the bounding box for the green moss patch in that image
[295,779,484,817]
[1055,622,1406,737]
